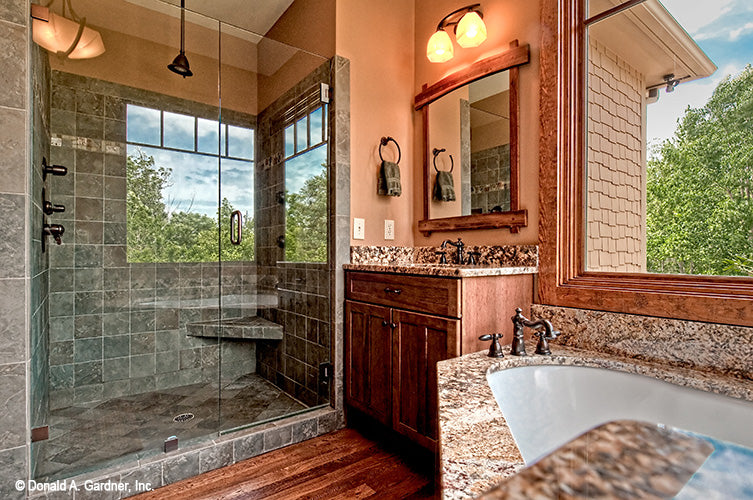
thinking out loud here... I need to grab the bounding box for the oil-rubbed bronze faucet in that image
[511,308,560,356]
[441,237,465,264]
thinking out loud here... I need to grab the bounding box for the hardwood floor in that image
[132,427,435,499]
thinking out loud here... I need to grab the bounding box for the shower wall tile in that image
[0,363,27,449]
[0,445,25,500]
[0,20,26,110]
[0,194,25,278]
[0,108,26,195]
[0,278,25,364]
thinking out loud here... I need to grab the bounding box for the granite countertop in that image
[476,420,713,499]
[343,262,538,277]
[437,344,753,500]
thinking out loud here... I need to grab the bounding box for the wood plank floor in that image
[132,428,435,499]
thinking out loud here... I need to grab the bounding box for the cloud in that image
[661,0,734,36]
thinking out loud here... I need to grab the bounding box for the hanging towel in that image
[377,160,402,197]
[434,171,456,201]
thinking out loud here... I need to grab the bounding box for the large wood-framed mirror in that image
[415,41,530,235]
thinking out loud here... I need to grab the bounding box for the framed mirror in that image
[415,41,530,235]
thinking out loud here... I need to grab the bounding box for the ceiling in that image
[125,0,295,37]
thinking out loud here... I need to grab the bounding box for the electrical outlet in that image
[384,220,395,240]
[353,218,365,240]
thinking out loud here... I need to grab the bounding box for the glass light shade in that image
[427,29,454,63]
[455,11,487,48]
[32,13,105,59]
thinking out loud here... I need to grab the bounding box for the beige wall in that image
[412,0,541,246]
[337,0,417,246]
[339,0,541,247]
[586,37,646,272]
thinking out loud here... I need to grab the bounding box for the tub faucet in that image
[441,237,465,264]
[511,308,560,356]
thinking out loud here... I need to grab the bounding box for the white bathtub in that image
[487,364,753,464]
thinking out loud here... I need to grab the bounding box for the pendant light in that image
[31,0,105,60]
[168,0,193,77]
[426,4,488,63]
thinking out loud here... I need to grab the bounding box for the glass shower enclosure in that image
[31,0,332,480]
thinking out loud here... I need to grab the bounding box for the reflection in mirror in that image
[416,41,529,235]
[428,71,511,219]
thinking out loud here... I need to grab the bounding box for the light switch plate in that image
[353,218,365,240]
[384,220,395,240]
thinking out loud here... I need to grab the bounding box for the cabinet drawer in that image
[346,271,460,317]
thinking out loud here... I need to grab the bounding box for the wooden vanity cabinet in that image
[345,270,533,451]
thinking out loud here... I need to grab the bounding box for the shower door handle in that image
[229,210,242,245]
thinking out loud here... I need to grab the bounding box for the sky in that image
[645,0,753,149]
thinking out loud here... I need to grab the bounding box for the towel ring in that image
[379,136,401,164]
[432,148,454,173]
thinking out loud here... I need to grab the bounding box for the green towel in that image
[434,171,456,201]
[377,160,402,196]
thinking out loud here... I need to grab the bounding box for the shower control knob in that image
[42,158,68,179]
[43,200,66,215]
[43,224,65,245]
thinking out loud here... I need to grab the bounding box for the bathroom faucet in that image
[510,308,560,356]
[441,237,465,265]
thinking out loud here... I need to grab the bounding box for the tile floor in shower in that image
[36,374,308,480]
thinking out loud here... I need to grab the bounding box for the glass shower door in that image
[36,0,225,479]
[217,25,332,434]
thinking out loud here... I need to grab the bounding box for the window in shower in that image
[125,104,255,262]
[283,103,328,262]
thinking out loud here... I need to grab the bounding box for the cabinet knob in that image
[384,287,402,295]
[381,320,397,329]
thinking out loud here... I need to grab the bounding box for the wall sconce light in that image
[427,4,487,63]
[31,1,105,60]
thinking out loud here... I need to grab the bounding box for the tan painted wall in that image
[412,0,541,246]
[586,37,646,272]
[336,0,416,246]
[49,25,258,115]
[259,0,336,110]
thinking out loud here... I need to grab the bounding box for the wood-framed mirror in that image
[415,40,530,235]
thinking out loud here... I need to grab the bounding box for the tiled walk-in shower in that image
[26,0,337,486]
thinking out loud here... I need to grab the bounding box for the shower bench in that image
[186,316,283,340]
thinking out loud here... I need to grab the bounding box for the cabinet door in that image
[392,309,459,450]
[345,300,392,425]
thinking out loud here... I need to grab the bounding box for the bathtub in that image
[487,364,753,464]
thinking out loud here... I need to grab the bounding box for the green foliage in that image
[126,150,254,263]
[646,66,753,276]
[285,171,327,262]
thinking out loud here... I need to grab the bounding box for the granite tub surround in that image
[531,304,753,382]
[437,344,753,500]
[346,244,538,277]
[476,420,714,500]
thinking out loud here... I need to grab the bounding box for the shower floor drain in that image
[173,413,195,423]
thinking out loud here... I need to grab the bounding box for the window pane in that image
[126,105,160,146]
[285,124,295,158]
[227,125,254,160]
[126,145,219,263]
[296,115,308,153]
[309,107,323,145]
[197,118,220,155]
[585,0,753,277]
[163,112,195,151]
[285,144,327,262]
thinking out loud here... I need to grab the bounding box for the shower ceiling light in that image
[31,1,105,60]
[168,0,193,78]
[426,3,487,63]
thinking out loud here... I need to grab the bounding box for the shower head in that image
[168,0,193,78]
[168,51,192,77]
